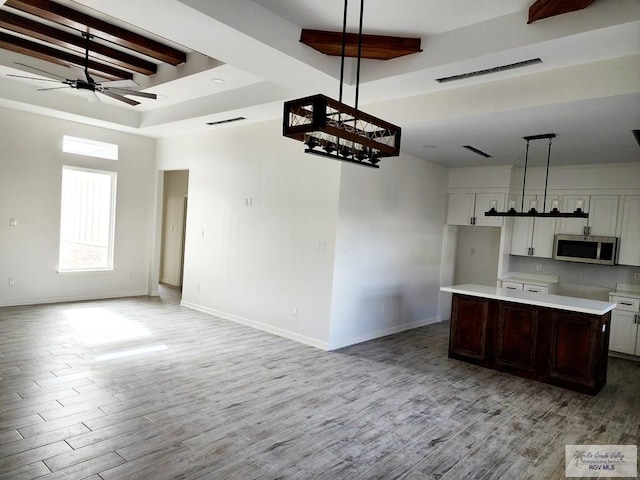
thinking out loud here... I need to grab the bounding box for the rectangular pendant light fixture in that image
[485,133,589,218]
[283,94,401,169]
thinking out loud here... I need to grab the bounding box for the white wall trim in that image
[327,316,442,351]
[0,290,149,308]
[181,301,331,351]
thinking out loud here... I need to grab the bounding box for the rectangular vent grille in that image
[436,58,542,83]
[633,129,640,147]
[462,145,492,158]
[206,116,246,126]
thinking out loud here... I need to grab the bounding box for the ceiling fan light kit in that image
[485,133,589,219]
[283,0,403,168]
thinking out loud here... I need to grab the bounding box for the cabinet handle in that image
[635,314,639,325]
[620,302,634,306]
[506,287,517,290]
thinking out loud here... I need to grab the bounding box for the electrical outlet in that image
[8,277,15,286]
[634,273,640,281]
[292,306,298,316]
[536,263,542,271]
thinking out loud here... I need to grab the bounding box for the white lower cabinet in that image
[608,294,640,355]
[499,281,549,296]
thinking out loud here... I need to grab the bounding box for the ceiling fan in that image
[7,33,156,106]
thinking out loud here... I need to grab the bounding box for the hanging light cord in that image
[338,0,348,103]
[354,0,364,110]
[542,137,552,213]
[521,139,530,212]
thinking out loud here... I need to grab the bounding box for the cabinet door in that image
[618,195,640,266]
[549,311,599,389]
[530,218,555,258]
[558,195,589,234]
[495,303,538,372]
[609,310,638,355]
[587,195,618,236]
[450,295,489,360]
[475,193,505,227]
[511,218,534,256]
[447,193,475,226]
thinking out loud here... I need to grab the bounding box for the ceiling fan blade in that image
[104,88,157,99]
[37,86,71,91]
[100,89,140,106]
[13,62,68,80]
[7,74,62,83]
[101,79,139,89]
[69,64,90,83]
[87,91,100,103]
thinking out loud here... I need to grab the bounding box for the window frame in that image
[58,165,117,273]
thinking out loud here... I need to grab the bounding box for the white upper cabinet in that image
[618,195,640,266]
[510,195,558,258]
[558,195,618,236]
[447,193,505,227]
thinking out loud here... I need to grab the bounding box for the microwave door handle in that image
[596,242,601,260]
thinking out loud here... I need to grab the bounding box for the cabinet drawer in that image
[610,295,640,312]
[501,281,523,291]
[524,284,548,295]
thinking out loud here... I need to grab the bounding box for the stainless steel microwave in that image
[553,234,618,265]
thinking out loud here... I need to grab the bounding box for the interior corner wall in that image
[328,154,448,350]
[160,170,189,286]
[0,107,156,306]
[154,120,341,349]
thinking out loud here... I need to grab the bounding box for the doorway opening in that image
[159,170,189,299]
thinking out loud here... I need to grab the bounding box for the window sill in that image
[57,268,115,276]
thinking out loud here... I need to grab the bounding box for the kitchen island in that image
[440,284,616,394]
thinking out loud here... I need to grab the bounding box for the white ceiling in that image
[0,0,639,167]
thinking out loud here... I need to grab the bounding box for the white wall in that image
[328,154,448,349]
[0,107,156,306]
[155,120,342,349]
[160,170,189,286]
[453,226,501,286]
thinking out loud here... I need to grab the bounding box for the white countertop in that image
[441,284,616,315]
[498,272,558,286]
[609,284,640,299]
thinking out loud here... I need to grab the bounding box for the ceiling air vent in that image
[462,145,492,158]
[206,117,246,126]
[632,129,640,147]
[436,58,542,83]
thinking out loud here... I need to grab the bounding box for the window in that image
[62,135,118,160]
[59,166,117,271]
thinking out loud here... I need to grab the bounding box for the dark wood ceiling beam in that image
[528,0,596,24]
[4,0,186,65]
[300,29,422,61]
[0,10,157,75]
[0,31,133,80]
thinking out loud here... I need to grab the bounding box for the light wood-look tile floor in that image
[1,287,638,479]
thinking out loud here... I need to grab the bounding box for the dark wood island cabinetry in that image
[443,285,615,395]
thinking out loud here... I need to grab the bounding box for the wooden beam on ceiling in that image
[0,10,157,75]
[528,0,596,24]
[4,0,186,65]
[300,29,422,61]
[0,31,133,80]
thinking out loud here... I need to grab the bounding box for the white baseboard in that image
[0,290,149,308]
[327,316,442,351]
[180,301,331,351]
